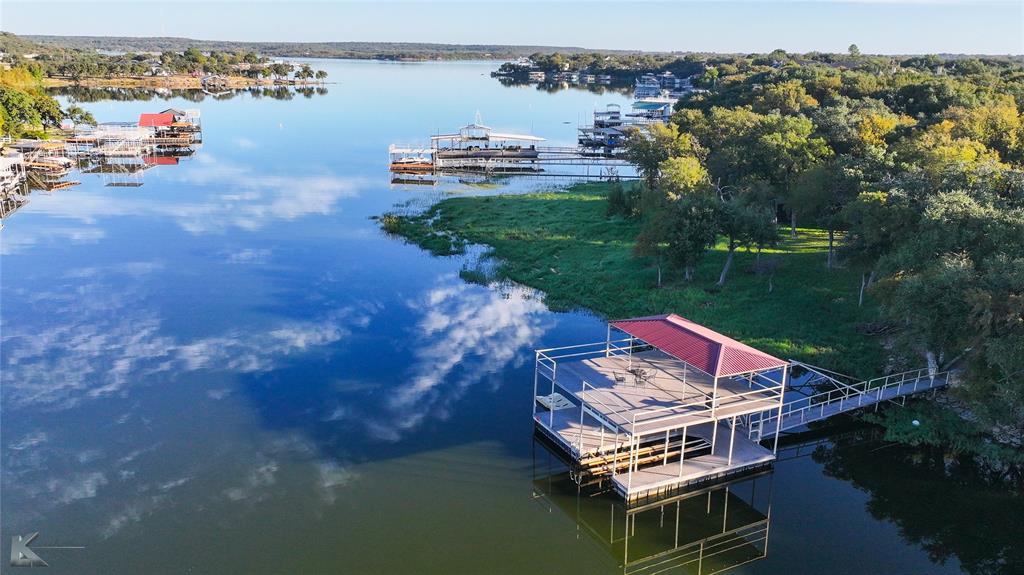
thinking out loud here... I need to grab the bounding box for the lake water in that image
[1,60,1016,574]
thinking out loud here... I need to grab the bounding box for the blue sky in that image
[5,1,1022,55]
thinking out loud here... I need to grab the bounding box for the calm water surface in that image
[1,60,1016,574]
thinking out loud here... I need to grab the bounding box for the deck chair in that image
[633,369,649,388]
[613,371,627,384]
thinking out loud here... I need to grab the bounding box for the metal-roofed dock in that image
[533,314,788,502]
[532,313,952,503]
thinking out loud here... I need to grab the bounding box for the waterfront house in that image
[628,98,675,124]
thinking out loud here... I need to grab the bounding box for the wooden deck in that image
[537,405,627,456]
[553,350,781,436]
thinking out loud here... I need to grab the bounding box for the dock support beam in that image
[711,376,719,418]
[549,364,557,428]
[772,364,788,454]
[728,416,736,465]
[677,425,688,478]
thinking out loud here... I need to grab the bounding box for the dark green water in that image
[1,60,1018,574]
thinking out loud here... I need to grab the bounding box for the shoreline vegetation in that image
[383,183,884,377]
[1,32,329,94]
[23,34,670,61]
[381,183,1023,473]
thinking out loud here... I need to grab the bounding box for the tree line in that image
[616,47,1024,432]
[0,34,327,83]
[0,66,95,137]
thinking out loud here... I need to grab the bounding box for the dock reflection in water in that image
[532,438,773,575]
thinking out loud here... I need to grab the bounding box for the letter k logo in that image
[11,532,48,567]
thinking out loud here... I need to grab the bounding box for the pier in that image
[389,119,631,176]
[533,314,950,502]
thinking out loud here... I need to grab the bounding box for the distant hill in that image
[21,35,656,60]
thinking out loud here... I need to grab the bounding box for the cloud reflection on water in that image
[364,275,549,441]
[2,248,555,534]
[16,153,361,236]
[1,264,371,410]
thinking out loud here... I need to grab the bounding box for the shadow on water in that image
[531,422,1023,575]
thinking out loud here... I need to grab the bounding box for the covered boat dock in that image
[533,314,789,502]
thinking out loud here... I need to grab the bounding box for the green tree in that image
[716,198,776,286]
[0,85,41,135]
[659,155,710,200]
[623,123,703,202]
[789,158,861,268]
[65,105,96,126]
[754,114,833,236]
[752,80,819,115]
[636,194,720,284]
[841,191,917,305]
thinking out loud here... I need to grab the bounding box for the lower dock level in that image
[535,412,775,502]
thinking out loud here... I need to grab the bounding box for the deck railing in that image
[625,384,784,435]
[537,339,785,443]
[536,337,639,382]
[748,367,950,441]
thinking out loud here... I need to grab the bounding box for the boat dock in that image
[533,314,949,503]
[389,118,631,176]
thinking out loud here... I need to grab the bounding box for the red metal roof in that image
[143,156,179,165]
[138,113,174,127]
[610,314,787,378]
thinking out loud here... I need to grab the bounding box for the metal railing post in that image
[532,352,540,417]
[578,380,587,454]
[549,363,557,428]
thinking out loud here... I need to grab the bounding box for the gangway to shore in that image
[746,362,950,442]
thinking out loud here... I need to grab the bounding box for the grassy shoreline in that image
[385,182,886,378]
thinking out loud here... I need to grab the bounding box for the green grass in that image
[387,182,886,378]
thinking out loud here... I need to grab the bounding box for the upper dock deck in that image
[553,349,782,436]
